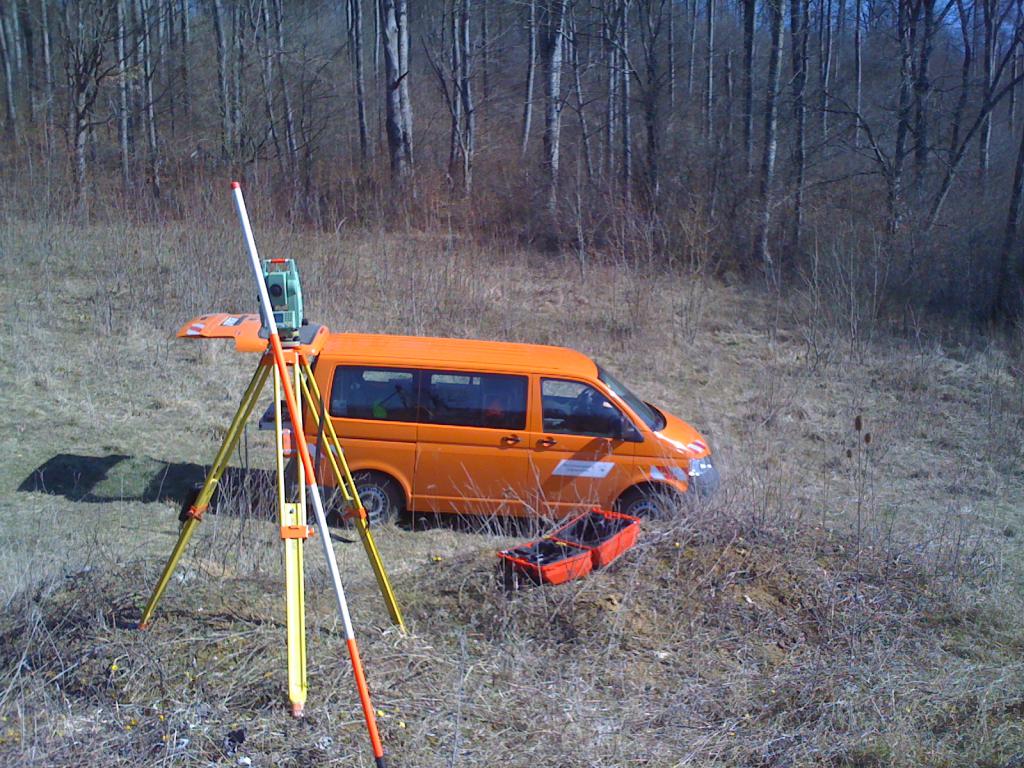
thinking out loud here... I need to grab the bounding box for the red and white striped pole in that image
[231,182,387,768]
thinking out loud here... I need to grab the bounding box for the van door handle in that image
[501,435,521,445]
[537,437,557,448]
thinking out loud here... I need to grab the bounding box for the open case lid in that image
[176,313,328,354]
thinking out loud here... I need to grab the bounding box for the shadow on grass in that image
[18,453,272,511]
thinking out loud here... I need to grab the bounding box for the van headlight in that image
[688,457,714,477]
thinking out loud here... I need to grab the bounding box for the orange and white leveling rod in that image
[231,181,388,768]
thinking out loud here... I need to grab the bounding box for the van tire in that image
[352,471,404,526]
[615,485,682,519]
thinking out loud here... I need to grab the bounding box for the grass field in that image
[1,213,1022,766]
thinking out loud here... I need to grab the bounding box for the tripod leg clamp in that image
[184,503,208,522]
[280,525,315,540]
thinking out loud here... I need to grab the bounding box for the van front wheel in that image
[352,471,403,526]
[615,485,682,519]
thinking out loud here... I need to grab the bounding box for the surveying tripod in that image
[138,184,400,766]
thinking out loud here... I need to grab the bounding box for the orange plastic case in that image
[498,540,594,585]
[498,507,640,586]
[550,507,641,569]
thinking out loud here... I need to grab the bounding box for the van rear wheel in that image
[615,485,682,519]
[352,471,403,526]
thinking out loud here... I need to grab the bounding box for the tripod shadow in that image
[18,453,276,519]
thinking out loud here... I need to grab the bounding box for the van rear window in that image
[330,366,418,422]
[422,371,527,430]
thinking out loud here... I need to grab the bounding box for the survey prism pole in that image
[231,182,387,768]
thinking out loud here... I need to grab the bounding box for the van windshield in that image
[597,366,666,431]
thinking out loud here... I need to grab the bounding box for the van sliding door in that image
[413,371,530,516]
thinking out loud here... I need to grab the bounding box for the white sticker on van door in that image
[552,460,614,478]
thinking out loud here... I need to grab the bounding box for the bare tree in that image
[741,0,755,173]
[397,0,413,165]
[753,0,784,272]
[178,0,188,118]
[381,0,411,182]
[59,0,120,206]
[521,0,537,156]
[350,0,370,160]
[138,0,160,197]
[704,0,714,141]
[790,0,808,251]
[211,0,232,159]
[993,117,1024,321]
[568,2,593,179]
[39,0,53,142]
[270,0,296,168]
[540,0,567,214]
[620,0,632,201]
[0,2,16,140]
[638,0,667,204]
[116,0,130,190]
[853,0,862,145]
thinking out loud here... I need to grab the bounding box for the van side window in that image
[541,379,627,438]
[330,366,418,422]
[423,371,527,430]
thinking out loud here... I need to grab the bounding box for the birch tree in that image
[539,0,567,215]
[753,0,784,272]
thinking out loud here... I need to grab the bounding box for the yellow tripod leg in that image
[300,361,405,632]
[139,363,272,630]
[276,367,308,716]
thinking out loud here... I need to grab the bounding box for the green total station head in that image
[261,258,304,341]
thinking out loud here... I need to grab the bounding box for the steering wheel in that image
[570,388,601,416]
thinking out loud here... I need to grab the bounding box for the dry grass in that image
[0,211,1022,766]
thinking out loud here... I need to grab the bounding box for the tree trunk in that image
[667,0,675,109]
[704,0,714,141]
[0,5,16,140]
[351,0,369,160]
[641,0,662,204]
[459,0,474,195]
[790,0,808,252]
[18,0,33,124]
[993,119,1024,322]
[230,2,244,157]
[259,0,281,164]
[891,0,914,233]
[742,0,754,173]
[569,4,593,180]
[521,0,536,156]
[116,0,130,190]
[448,5,462,180]
[853,0,862,146]
[381,0,408,182]
[179,0,188,118]
[604,1,618,177]
[621,0,632,202]
[540,0,567,215]
[819,0,832,139]
[949,0,971,164]
[271,0,296,166]
[979,0,995,179]
[753,0,783,273]
[686,0,696,96]
[211,0,231,159]
[481,0,489,99]
[396,0,413,165]
[138,0,160,197]
[912,0,935,194]
[39,0,52,143]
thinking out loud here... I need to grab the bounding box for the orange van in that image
[306,334,718,524]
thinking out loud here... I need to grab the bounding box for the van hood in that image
[651,406,711,458]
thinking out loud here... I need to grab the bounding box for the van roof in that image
[319,333,598,378]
